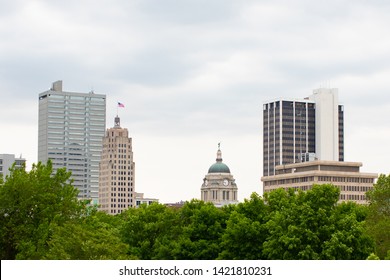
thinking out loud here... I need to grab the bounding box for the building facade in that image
[0,154,26,178]
[135,192,159,208]
[201,145,238,206]
[263,88,344,177]
[98,116,135,214]
[261,160,377,204]
[38,80,106,203]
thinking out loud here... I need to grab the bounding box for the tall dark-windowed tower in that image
[263,88,344,177]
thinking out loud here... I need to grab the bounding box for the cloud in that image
[1,0,390,202]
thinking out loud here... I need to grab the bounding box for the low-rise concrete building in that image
[0,154,26,178]
[261,160,377,204]
[135,192,159,207]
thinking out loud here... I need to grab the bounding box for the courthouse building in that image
[201,145,238,206]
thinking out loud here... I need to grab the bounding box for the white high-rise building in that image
[38,81,106,203]
[309,88,341,161]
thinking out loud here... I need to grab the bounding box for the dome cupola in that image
[208,143,230,173]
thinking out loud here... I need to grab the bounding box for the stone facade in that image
[201,146,238,206]
[98,116,135,214]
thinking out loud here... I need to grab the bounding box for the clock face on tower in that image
[223,179,229,186]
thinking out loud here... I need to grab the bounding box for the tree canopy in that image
[366,174,390,259]
[0,161,80,259]
[1,162,386,260]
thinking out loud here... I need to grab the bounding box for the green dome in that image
[208,162,230,173]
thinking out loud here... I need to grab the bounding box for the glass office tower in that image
[38,81,106,203]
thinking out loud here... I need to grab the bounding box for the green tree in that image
[321,202,374,259]
[219,193,269,259]
[0,161,82,259]
[120,203,181,259]
[366,174,390,259]
[45,209,129,260]
[262,184,374,259]
[170,200,228,260]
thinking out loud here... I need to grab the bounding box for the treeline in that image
[0,162,389,260]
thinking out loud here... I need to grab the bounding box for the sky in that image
[1,0,390,203]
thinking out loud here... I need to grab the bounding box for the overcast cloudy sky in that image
[1,0,389,203]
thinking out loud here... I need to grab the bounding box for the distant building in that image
[261,160,377,204]
[135,192,159,208]
[0,154,26,178]
[164,201,186,209]
[98,116,135,214]
[201,145,238,206]
[38,80,106,203]
[263,88,344,177]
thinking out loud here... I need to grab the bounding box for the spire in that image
[114,115,121,128]
[216,143,222,162]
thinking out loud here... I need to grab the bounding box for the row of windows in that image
[340,186,373,192]
[265,176,375,186]
[47,94,105,101]
[47,111,105,118]
[103,149,128,155]
[110,204,131,208]
[111,187,133,192]
[111,209,123,214]
[110,192,132,197]
[111,198,133,203]
[318,176,373,183]
[107,154,132,159]
[111,176,132,181]
[264,177,315,186]
[203,190,237,201]
[111,182,133,186]
[110,171,132,175]
[340,194,366,201]
[48,125,105,130]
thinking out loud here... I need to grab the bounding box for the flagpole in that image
[117,102,124,117]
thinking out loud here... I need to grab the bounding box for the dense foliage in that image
[1,162,388,259]
[365,174,390,259]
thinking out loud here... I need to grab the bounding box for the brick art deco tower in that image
[98,116,135,214]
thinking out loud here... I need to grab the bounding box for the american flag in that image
[117,102,125,108]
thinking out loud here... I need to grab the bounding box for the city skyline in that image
[1,1,390,203]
